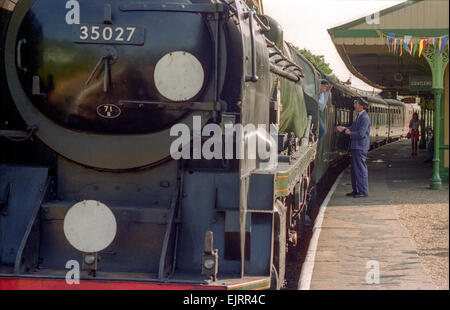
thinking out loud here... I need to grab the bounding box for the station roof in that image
[328,0,449,96]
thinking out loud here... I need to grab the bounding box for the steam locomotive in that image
[0,0,419,290]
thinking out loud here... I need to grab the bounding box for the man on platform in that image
[337,97,371,198]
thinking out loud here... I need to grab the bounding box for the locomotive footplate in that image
[0,271,270,290]
[275,142,317,198]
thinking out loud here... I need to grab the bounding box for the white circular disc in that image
[154,51,205,102]
[63,200,117,253]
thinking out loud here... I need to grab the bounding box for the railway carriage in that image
[366,96,390,147]
[385,99,408,140]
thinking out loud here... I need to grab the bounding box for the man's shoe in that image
[353,194,368,198]
[346,191,358,196]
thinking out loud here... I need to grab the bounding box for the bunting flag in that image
[440,36,449,55]
[413,39,418,56]
[404,35,412,45]
[400,39,403,56]
[388,33,395,51]
[402,42,411,55]
[403,35,412,55]
[376,31,449,58]
[418,39,424,57]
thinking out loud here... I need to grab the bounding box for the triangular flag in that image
[413,40,418,56]
[404,35,412,45]
[438,37,442,51]
[440,36,449,55]
[376,30,382,37]
[410,40,414,55]
[400,39,403,56]
[403,42,411,55]
[388,33,395,52]
[418,39,424,57]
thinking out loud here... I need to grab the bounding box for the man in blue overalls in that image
[337,97,371,198]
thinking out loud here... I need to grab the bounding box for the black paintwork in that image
[16,0,214,134]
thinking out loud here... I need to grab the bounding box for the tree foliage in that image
[296,48,339,82]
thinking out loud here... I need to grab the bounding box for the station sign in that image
[409,76,432,91]
[402,97,418,104]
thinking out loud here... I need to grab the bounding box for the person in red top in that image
[409,112,420,156]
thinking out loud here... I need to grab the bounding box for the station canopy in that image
[328,0,449,97]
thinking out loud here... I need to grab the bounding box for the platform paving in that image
[306,140,448,290]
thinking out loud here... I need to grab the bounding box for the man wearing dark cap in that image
[337,97,371,198]
[318,79,333,141]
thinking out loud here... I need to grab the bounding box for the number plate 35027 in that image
[73,24,145,45]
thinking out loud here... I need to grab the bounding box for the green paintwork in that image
[277,57,308,139]
[423,45,449,189]
[274,144,317,198]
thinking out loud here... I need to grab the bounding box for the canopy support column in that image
[423,46,448,190]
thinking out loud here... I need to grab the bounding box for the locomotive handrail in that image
[269,63,300,83]
[0,127,37,142]
[244,10,259,83]
[118,100,221,111]
[16,38,27,72]
[266,38,304,77]
[119,2,226,13]
[253,14,271,34]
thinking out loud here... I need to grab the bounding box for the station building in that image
[328,0,449,188]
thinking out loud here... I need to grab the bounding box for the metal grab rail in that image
[118,100,221,111]
[267,39,304,76]
[16,39,27,72]
[269,63,300,83]
[244,10,259,83]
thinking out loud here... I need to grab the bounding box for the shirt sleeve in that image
[318,93,326,112]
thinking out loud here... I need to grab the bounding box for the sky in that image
[263,0,406,91]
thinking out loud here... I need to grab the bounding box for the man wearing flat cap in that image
[318,79,333,141]
[337,97,371,198]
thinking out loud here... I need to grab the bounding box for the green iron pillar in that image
[423,45,448,190]
[431,88,443,189]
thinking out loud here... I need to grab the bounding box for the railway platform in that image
[300,140,449,290]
